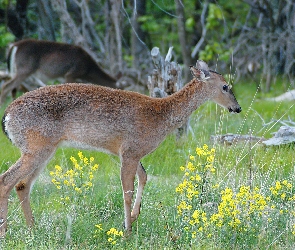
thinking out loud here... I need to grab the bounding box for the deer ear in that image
[195,60,211,79]
[190,66,210,80]
[196,60,209,71]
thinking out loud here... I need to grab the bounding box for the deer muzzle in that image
[229,106,242,113]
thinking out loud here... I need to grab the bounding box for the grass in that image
[0,80,295,249]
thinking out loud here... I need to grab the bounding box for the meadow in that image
[0,80,295,249]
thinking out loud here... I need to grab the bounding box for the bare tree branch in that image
[191,1,208,58]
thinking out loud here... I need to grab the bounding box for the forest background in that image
[0,0,295,93]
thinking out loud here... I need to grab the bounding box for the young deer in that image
[0,39,121,105]
[0,60,241,237]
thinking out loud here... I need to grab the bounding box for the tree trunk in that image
[16,0,29,38]
[148,47,190,139]
[51,0,86,45]
[174,0,192,83]
[37,0,56,41]
[51,0,100,59]
[110,0,123,72]
[131,0,147,69]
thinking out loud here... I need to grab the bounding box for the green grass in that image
[1,81,295,249]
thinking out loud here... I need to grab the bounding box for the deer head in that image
[190,60,241,113]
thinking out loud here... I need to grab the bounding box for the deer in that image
[0,60,241,238]
[0,39,121,105]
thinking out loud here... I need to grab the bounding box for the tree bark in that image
[110,0,123,72]
[37,0,56,41]
[174,0,192,83]
[16,0,29,37]
[131,0,147,69]
[148,47,189,139]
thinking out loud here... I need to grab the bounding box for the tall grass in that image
[0,81,295,249]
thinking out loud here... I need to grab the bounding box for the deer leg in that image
[131,162,147,223]
[11,87,17,100]
[0,147,55,237]
[64,73,77,83]
[0,75,28,105]
[15,160,49,228]
[120,156,138,233]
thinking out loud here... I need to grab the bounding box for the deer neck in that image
[165,79,214,128]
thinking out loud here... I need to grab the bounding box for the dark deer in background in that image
[0,39,121,105]
[0,60,241,237]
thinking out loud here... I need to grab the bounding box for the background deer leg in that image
[0,75,28,105]
[65,72,78,83]
[120,156,138,232]
[131,162,147,223]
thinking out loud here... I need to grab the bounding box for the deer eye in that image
[222,85,229,92]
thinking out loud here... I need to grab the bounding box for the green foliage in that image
[198,3,233,63]
[206,3,223,30]
[199,42,232,62]
[0,25,15,48]
[0,0,15,8]
[0,1,15,47]
[185,17,195,32]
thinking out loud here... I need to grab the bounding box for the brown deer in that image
[0,39,121,105]
[0,60,241,237]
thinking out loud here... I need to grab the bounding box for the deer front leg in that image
[131,162,147,223]
[120,157,138,233]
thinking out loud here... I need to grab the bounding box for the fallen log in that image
[211,133,265,145]
[263,126,295,146]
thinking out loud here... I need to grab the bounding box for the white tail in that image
[0,61,241,237]
[0,39,120,105]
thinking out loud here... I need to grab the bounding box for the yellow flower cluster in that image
[50,151,99,203]
[175,145,295,243]
[106,227,124,245]
[93,224,124,245]
[270,180,293,200]
[95,224,103,231]
[180,181,295,240]
[211,185,269,231]
[176,144,216,215]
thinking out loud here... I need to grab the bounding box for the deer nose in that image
[236,106,242,113]
[229,106,242,113]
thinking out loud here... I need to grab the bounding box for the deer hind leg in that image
[0,147,56,237]
[131,162,147,223]
[15,158,51,228]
